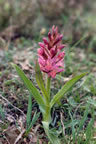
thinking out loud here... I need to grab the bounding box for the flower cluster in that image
[38,25,66,78]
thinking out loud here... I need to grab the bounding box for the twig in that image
[3,134,11,144]
[60,112,65,135]
[0,94,26,117]
[73,101,85,118]
[14,129,25,144]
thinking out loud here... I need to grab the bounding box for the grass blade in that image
[26,93,32,129]
[77,104,90,133]
[85,108,94,144]
[69,110,76,142]
[25,111,40,135]
[0,104,5,121]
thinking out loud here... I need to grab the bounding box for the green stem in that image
[42,121,61,144]
[42,77,61,143]
[43,104,51,122]
[46,76,51,101]
[42,76,51,122]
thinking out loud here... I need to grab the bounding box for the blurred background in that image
[0,1,96,143]
[0,0,96,50]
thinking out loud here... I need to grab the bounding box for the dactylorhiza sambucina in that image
[14,25,87,144]
[38,25,66,78]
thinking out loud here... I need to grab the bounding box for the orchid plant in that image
[13,26,87,144]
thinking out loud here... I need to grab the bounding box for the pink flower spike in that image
[38,25,66,78]
[53,34,63,45]
[48,32,52,41]
[59,44,66,50]
[52,25,55,34]
[57,52,65,61]
[49,70,57,78]
[55,26,58,34]
[43,37,49,45]
[57,68,64,73]
[38,58,45,67]
[38,48,43,55]
[39,42,45,48]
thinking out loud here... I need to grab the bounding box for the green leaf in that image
[31,112,40,126]
[77,104,90,133]
[69,110,76,142]
[35,61,48,101]
[50,72,88,107]
[25,111,40,135]
[85,108,94,144]
[42,121,61,144]
[26,93,32,129]
[13,64,45,113]
[0,104,5,121]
